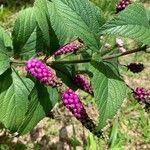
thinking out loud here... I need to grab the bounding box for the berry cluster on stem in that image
[54,39,83,56]
[25,59,60,87]
[62,89,101,137]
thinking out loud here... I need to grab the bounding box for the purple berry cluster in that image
[116,0,130,13]
[133,87,149,101]
[127,63,144,73]
[73,74,93,95]
[62,89,101,137]
[54,39,83,56]
[25,59,59,87]
[62,89,88,120]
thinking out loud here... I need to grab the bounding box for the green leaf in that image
[0,26,12,75]
[90,61,127,129]
[86,133,97,150]
[0,53,10,75]
[146,9,150,23]
[100,3,150,45]
[53,64,77,90]
[0,26,12,52]
[12,7,42,58]
[0,69,34,132]
[35,0,104,52]
[109,120,118,148]
[18,83,59,135]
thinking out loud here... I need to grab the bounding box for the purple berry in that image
[116,0,130,13]
[25,59,60,87]
[133,87,149,101]
[54,39,83,56]
[127,63,144,73]
[73,74,93,95]
[62,89,101,137]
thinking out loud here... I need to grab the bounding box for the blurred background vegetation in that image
[0,0,150,150]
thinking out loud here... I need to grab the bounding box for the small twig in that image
[10,58,26,64]
[102,45,148,60]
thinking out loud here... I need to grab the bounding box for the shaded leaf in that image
[53,64,77,90]
[18,83,59,135]
[0,53,10,75]
[34,0,60,54]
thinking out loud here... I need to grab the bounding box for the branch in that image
[49,45,148,64]
[48,59,91,65]
[10,45,149,65]
[102,45,148,60]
